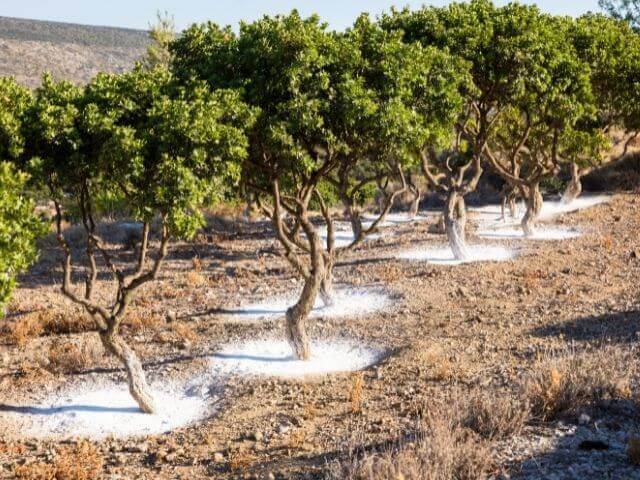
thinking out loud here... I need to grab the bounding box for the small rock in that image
[251,431,264,442]
[578,413,591,425]
[213,452,225,463]
[166,311,177,323]
[165,453,178,463]
[277,425,290,434]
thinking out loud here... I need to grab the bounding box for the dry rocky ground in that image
[0,16,147,88]
[0,192,639,479]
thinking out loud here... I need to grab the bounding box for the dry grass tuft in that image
[461,390,529,440]
[329,400,493,480]
[15,440,103,480]
[227,449,255,472]
[600,234,614,250]
[2,310,91,347]
[522,347,636,421]
[418,347,454,382]
[40,311,90,335]
[170,322,197,343]
[46,338,103,374]
[192,256,202,272]
[125,312,164,335]
[184,271,207,287]
[4,315,44,347]
[349,372,365,414]
[287,428,308,452]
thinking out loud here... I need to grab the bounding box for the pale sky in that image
[1,1,603,31]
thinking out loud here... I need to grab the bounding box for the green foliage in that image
[172,11,468,213]
[0,77,31,161]
[25,68,255,240]
[382,0,542,114]
[172,11,341,196]
[0,163,45,315]
[336,14,468,170]
[573,14,640,135]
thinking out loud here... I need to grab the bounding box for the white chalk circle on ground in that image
[539,195,610,220]
[0,383,212,440]
[362,212,433,226]
[225,288,390,322]
[470,194,611,229]
[477,226,581,241]
[210,339,383,378]
[307,223,383,249]
[398,244,517,265]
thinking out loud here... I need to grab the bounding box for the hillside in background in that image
[0,16,149,88]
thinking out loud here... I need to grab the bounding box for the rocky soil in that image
[0,193,639,479]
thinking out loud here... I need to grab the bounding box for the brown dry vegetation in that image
[14,441,103,480]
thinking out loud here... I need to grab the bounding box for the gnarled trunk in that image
[501,188,518,221]
[285,221,325,361]
[521,182,543,237]
[349,210,363,240]
[444,190,469,261]
[561,162,582,204]
[319,254,334,306]
[408,187,421,219]
[100,327,155,414]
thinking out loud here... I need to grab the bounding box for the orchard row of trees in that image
[1,0,639,412]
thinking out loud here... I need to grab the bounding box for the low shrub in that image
[521,347,636,421]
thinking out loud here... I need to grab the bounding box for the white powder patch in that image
[226,288,389,322]
[210,339,383,378]
[362,212,432,226]
[478,226,581,240]
[398,244,517,265]
[0,383,212,440]
[539,195,610,220]
[470,194,610,229]
[307,223,383,248]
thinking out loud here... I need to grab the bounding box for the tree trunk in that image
[561,162,582,204]
[408,189,421,219]
[501,188,518,221]
[285,227,325,361]
[319,254,334,306]
[444,191,469,261]
[521,182,543,237]
[507,194,517,219]
[349,211,363,240]
[100,328,155,414]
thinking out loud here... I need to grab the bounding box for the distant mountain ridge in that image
[0,16,150,88]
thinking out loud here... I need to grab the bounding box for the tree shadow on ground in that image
[504,421,635,479]
[0,404,139,415]
[530,309,640,345]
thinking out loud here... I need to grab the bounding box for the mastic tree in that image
[481,13,605,235]
[173,12,343,360]
[326,15,468,255]
[0,78,44,316]
[172,12,468,359]
[564,14,640,202]
[381,0,543,257]
[23,70,253,412]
